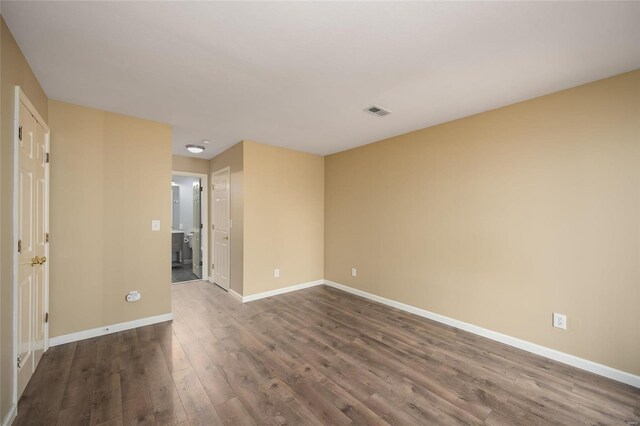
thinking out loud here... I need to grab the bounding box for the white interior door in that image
[17,95,48,398]
[213,169,230,290]
[192,180,202,278]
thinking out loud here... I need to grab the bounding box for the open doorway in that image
[171,172,208,283]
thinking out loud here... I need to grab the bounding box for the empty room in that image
[1,1,639,425]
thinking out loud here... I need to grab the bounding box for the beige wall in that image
[210,142,244,294]
[325,70,640,375]
[48,101,172,337]
[244,141,324,296]
[172,154,210,175]
[0,17,49,422]
[208,141,325,297]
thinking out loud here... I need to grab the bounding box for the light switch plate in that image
[151,220,161,231]
[274,268,280,278]
[351,268,357,277]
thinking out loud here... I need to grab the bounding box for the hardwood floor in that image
[14,281,640,425]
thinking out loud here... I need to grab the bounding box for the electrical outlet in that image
[351,268,357,277]
[126,291,141,303]
[274,269,280,278]
[151,220,161,231]
[553,313,567,330]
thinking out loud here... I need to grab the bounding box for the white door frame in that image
[171,171,209,281]
[211,166,231,291]
[12,86,50,416]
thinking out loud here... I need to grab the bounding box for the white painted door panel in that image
[33,120,47,364]
[192,180,202,278]
[17,98,48,397]
[213,170,230,290]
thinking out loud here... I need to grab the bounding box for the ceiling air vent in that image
[364,105,392,117]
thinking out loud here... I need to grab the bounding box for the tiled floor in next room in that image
[171,263,200,283]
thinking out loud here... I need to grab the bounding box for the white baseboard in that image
[323,280,640,389]
[1,404,16,426]
[49,313,174,347]
[241,279,324,303]
[228,288,243,302]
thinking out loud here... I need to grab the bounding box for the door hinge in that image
[200,186,204,192]
[200,223,203,229]
[212,263,214,270]
[200,260,203,266]
[45,152,50,163]
[18,239,22,254]
[45,312,49,323]
[212,224,215,230]
[45,233,50,243]
[17,354,21,369]
[18,126,23,141]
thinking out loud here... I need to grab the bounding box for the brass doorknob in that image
[224,236,229,240]
[30,256,47,266]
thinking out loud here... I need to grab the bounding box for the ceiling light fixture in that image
[186,144,205,154]
[202,139,211,144]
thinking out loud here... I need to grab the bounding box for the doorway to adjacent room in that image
[171,172,209,283]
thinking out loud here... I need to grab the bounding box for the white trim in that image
[211,166,231,291]
[49,313,174,347]
[323,280,640,389]
[17,87,49,133]
[228,289,243,303]
[173,279,200,285]
[12,86,20,417]
[172,171,207,178]
[1,404,17,426]
[43,112,51,353]
[242,280,324,303]
[171,171,209,281]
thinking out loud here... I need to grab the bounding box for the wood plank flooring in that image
[14,281,640,425]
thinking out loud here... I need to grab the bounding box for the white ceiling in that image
[3,1,640,159]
